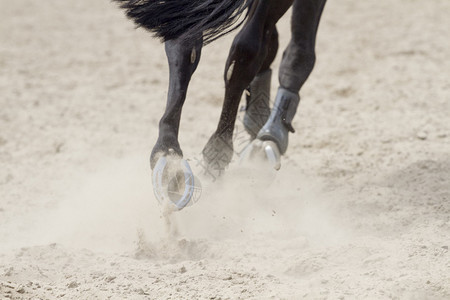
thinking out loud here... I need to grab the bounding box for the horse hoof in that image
[152,156,201,210]
[240,139,281,170]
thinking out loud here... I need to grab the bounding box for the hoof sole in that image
[152,156,201,210]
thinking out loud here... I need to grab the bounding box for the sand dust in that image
[1,0,449,299]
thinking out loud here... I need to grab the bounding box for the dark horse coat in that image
[114,0,326,207]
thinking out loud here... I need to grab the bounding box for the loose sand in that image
[0,0,449,299]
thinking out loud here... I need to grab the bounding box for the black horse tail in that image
[114,0,255,45]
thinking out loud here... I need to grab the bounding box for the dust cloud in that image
[14,155,350,260]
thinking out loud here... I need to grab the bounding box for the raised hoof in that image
[152,155,201,211]
[240,139,281,171]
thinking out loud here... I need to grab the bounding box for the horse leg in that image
[202,0,293,173]
[257,0,327,155]
[150,36,203,169]
[243,27,279,139]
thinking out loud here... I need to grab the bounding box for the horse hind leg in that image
[150,36,202,169]
[150,36,203,210]
[243,28,279,139]
[257,0,327,156]
[202,0,293,174]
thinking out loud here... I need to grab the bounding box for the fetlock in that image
[202,133,234,172]
[256,87,300,155]
[150,137,183,170]
[243,69,272,139]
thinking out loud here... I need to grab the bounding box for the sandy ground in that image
[1,0,449,299]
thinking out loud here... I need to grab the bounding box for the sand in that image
[0,0,449,299]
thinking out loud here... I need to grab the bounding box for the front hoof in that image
[152,156,201,211]
[202,134,234,174]
[240,139,281,171]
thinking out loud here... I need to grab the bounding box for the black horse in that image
[115,0,326,207]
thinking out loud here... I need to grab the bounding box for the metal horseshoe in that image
[152,156,196,210]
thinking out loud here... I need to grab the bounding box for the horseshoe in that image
[152,156,197,210]
[263,140,281,171]
[240,139,281,170]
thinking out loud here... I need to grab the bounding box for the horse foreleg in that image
[257,0,327,155]
[150,37,203,169]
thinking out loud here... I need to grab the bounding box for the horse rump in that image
[113,0,254,44]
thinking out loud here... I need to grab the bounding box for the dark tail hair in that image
[113,0,255,45]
